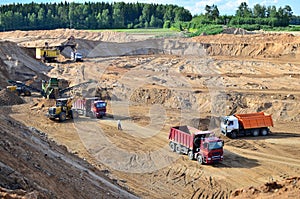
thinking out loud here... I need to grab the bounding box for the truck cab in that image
[71,51,83,62]
[93,100,107,118]
[221,115,239,138]
[195,135,224,164]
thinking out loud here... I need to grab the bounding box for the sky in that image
[1,0,299,16]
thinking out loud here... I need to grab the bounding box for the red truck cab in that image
[197,135,224,164]
[169,126,224,164]
[93,100,107,118]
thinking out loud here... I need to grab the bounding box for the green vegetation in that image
[89,28,180,38]
[188,25,223,37]
[184,2,297,36]
[0,1,299,36]
[0,2,192,31]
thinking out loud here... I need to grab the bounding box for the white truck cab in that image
[71,51,83,62]
[221,115,239,135]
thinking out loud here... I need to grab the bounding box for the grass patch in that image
[87,28,179,35]
[187,25,223,37]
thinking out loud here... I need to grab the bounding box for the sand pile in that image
[0,29,135,45]
[231,177,300,199]
[192,33,300,58]
[222,27,252,35]
[0,89,24,106]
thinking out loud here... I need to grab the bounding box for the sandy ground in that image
[0,29,300,198]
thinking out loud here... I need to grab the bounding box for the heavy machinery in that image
[7,78,92,99]
[72,97,107,118]
[48,98,79,122]
[42,77,92,99]
[168,125,224,165]
[71,51,83,62]
[42,77,69,99]
[6,80,43,96]
[220,112,274,138]
[36,36,82,62]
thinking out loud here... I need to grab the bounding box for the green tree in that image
[236,2,252,17]
[112,2,125,28]
[68,3,76,28]
[253,4,266,18]
[101,9,111,28]
[163,20,171,28]
[174,7,192,22]
[37,7,45,28]
[204,5,219,21]
[149,14,162,27]
[266,6,277,18]
[141,4,151,23]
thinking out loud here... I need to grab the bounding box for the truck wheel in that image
[59,112,66,122]
[188,151,194,160]
[169,142,176,152]
[175,145,181,154]
[261,128,268,136]
[197,155,203,165]
[72,110,79,119]
[230,131,237,139]
[252,129,259,137]
[24,90,31,96]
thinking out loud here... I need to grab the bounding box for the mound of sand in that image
[192,33,300,59]
[231,177,300,199]
[222,27,252,35]
[0,89,24,106]
[0,29,136,46]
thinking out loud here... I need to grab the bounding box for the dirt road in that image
[1,29,300,198]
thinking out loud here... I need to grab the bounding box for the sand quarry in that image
[0,28,300,198]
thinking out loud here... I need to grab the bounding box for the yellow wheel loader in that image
[48,98,79,122]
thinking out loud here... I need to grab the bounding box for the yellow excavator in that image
[36,36,82,62]
[47,97,79,122]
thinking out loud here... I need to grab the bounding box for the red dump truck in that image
[221,112,274,138]
[168,126,224,165]
[72,97,106,118]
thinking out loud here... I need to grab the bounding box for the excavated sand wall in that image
[85,38,206,58]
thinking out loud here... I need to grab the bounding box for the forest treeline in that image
[189,2,298,31]
[0,2,192,31]
[0,1,299,32]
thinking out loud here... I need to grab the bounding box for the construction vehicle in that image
[42,77,92,99]
[72,97,107,118]
[36,47,60,62]
[42,77,69,99]
[220,112,274,139]
[48,98,79,122]
[36,36,82,62]
[7,78,92,99]
[71,51,83,62]
[168,125,224,165]
[7,80,43,96]
[6,85,31,96]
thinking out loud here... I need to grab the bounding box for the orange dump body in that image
[235,112,273,129]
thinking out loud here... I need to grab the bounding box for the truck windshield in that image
[222,117,233,126]
[222,117,228,125]
[56,100,66,106]
[208,141,223,150]
[95,102,106,108]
